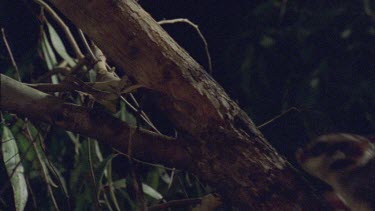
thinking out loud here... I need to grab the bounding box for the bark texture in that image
[3,0,328,209]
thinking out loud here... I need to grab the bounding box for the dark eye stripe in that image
[308,142,329,156]
[307,141,364,157]
[329,159,356,170]
[327,142,363,156]
[326,142,350,155]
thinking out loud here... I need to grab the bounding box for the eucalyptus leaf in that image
[112,179,163,200]
[94,153,118,198]
[2,125,28,211]
[41,30,58,84]
[112,178,127,189]
[141,183,163,200]
[46,22,76,66]
[41,31,57,69]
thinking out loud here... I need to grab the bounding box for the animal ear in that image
[346,137,370,158]
[353,137,370,152]
[359,138,370,149]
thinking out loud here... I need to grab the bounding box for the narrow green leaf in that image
[93,141,104,162]
[106,160,121,211]
[41,31,57,70]
[94,154,118,187]
[41,30,58,84]
[112,178,126,189]
[26,124,59,189]
[112,179,163,200]
[46,22,76,66]
[66,131,80,156]
[25,123,59,209]
[146,168,160,191]
[2,125,28,211]
[141,183,163,200]
[159,168,172,185]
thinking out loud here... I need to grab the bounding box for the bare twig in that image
[257,107,301,129]
[102,192,114,211]
[34,61,70,82]
[78,29,96,60]
[27,82,77,92]
[25,178,37,209]
[28,79,129,93]
[34,0,84,59]
[106,161,120,211]
[158,18,213,74]
[148,198,201,211]
[1,28,21,81]
[120,96,162,134]
[113,149,179,171]
[129,94,159,131]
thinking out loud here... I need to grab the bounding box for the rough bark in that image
[2,0,328,209]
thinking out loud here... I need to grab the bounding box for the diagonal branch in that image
[49,0,328,209]
[0,74,191,168]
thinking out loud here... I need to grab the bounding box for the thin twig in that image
[158,18,213,74]
[113,149,179,171]
[120,96,162,134]
[129,94,158,130]
[1,28,21,81]
[78,29,96,60]
[34,61,70,82]
[25,177,37,209]
[148,198,202,211]
[28,79,118,92]
[34,0,84,59]
[106,161,120,211]
[257,107,301,129]
[128,116,147,210]
[102,192,114,211]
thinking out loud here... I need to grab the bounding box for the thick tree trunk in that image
[2,0,328,209]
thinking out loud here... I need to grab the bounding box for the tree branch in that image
[48,0,329,209]
[0,74,191,168]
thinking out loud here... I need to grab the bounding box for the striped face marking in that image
[297,134,375,211]
[297,133,371,183]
